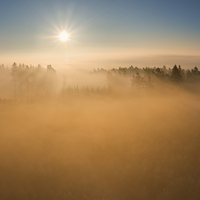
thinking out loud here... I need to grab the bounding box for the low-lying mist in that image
[1,64,200,199]
[1,89,200,200]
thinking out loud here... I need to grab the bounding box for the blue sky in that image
[1,0,200,69]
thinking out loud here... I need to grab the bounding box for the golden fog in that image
[1,65,200,200]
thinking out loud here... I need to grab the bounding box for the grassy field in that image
[1,90,200,200]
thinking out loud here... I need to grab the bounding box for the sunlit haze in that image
[0,0,200,70]
[1,1,200,199]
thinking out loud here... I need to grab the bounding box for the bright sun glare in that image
[59,31,69,42]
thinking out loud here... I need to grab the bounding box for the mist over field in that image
[1,0,200,198]
[1,64,200,200]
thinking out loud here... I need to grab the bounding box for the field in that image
[1,90,200,200]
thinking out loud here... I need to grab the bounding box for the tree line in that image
[10,63,57,100]
[92,65,200,91]
[0,63,200,100]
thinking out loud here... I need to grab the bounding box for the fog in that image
[1,65,200,200]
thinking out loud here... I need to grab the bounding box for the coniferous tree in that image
[171,65,182,82]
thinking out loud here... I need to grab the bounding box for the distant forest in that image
[0,63,57,100]
[0,63,200,100]
[94,65,200,87]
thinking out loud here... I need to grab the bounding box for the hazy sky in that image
[1,0,200,70]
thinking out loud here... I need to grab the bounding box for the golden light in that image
[58,31,69,42]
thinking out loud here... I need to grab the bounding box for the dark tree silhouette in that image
[192,66,199,75]
[171,65,182,82]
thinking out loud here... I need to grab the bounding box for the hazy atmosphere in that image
[1,1,200,200]
[1,0,200,69]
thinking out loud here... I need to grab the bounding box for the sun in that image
[58,31,69,42]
